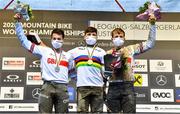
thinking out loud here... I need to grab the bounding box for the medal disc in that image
[55,66,60,72]
[87,59,93,65]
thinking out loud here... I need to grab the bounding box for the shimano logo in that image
[153,92,171,98]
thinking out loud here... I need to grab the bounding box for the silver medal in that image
[55,66,60,72]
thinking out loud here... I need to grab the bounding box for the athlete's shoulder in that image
[95,47,106,53]
[62,50,71,57]
[106,48,113,54]
[76,46,86,50]
[38,45,52,51]
[68,46,85,52]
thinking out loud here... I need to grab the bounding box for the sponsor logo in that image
[68,103,77,112]
[9,105,13,109]
[154,106,159,110]
[134,74,148,87]
[68,87,76,102]
[4,89,20,99]
[175,90,180,102]
[3,74,22,83]
[173,60,180,72]
[156,75,167,86]
[177,63,180,70]
[29,60,40,68]
[134,59,148,72]
[135,88,148,103]
[151,89,174,102]
[149,60,172,72]
[136,93,146,98]
[153,92,171,98]
[1,72,25,85]
[2,57,25,70]
[175,74,180,87]
[26,72,43,85]
[136,104,180,113]
[157,61,164,66]
[0,105,5,109]
[0,103,38,111]
[0,87,24,100]
[32,88,41,99]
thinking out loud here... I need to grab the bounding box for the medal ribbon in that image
[86,45,96,60]
[53,49,62,68]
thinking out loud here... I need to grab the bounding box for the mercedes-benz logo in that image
[32,88,41,99]
[156,75,167,86]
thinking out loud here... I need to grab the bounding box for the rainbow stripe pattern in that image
[74,55,103,69]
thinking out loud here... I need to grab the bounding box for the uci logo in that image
[153,92,171,98]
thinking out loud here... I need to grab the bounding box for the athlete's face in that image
[51,33,63,49]
[112,32,125,47]
[112,32,125,40]
[84,32,97,45]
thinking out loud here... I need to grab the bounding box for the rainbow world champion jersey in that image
[68,46,106,87]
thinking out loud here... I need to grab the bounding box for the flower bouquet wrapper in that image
[14,0,33,21]
[136,1,161,21]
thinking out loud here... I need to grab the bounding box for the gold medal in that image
[87,59,93,65]
[86,45,96,65]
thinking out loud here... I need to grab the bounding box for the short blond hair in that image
[111,28,125,38]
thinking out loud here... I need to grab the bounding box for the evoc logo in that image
[153,92,171,98]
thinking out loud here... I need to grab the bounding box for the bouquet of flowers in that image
[136,1,161,21]
[14,0,33,21]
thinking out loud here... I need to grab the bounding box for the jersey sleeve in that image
[100,49,107,76]
[67,51,76,78]
[101,49,107,65]
[128,24,156,55]
[67,48,76,58]
[15,22,45,57]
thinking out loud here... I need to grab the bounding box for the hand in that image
[148,13,156,25]
[14,13,22,22]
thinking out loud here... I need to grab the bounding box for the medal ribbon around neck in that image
[86,45,96,65]
[53,49,62,72]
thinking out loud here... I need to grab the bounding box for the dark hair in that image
[85,27,97,34]
[51,28,65,39]
[111,28,125,37]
